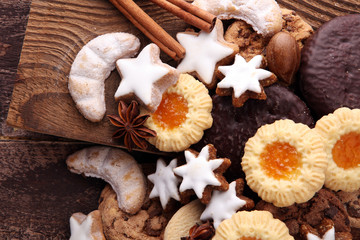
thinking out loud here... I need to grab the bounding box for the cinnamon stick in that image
[149,0,216,32]
[109,0,185,60]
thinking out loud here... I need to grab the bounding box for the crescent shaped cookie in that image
[66,146,146,214]
[192,0,282,37]
[69,32,141,122]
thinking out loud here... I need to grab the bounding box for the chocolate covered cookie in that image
[256,188,352,239]
[192,83,314,180]
[299,14,360,118]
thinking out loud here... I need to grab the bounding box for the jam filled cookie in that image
[315,107,360,192]
[144,74,213,152]
[299,15,360,118]
[242,119,327,207]
[213,211,294,240]
[193,83,314,181]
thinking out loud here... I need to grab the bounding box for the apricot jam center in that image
[240,237,261,240]
[332,132,360,169]
[260,141,302,180]
[152,92,188,130]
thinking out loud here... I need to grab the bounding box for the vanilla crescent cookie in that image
[69,32,140,122]
[242,119,327,207]
[213,211,294,240]
[70,210,105,240]
[66,146,146,214]
[314,107,360,192]
[192,0,282,37]
[144,74,213,152]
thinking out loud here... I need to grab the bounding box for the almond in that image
[266,32,300,85]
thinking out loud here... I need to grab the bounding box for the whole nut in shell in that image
[266,32,300,85]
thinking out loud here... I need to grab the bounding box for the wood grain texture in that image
[5,0,360,149]
[0,141,105,239]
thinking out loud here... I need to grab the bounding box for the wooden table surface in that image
[1,0,359,239]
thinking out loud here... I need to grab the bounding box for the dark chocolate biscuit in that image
[336,189,360,239]
[192,83,314,181]
[299,14,360,118]
[256,188,351,240]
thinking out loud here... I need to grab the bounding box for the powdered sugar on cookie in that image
[148,158,181,208]
[115,43,179,112]
[200,181,246,229]
[192,0,282,37]
[307,227,335,240]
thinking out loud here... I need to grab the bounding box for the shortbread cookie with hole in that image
[69,32,140,122]
[144,74,213,152]
[66,146,146,214]
[213,211,294,240]
[315,107,360,192]
[70,210,105,240]
[242,119,327,207]
[192,0,282,37]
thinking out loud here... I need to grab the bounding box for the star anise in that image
[181,221,215,240]
[107,100,156,151]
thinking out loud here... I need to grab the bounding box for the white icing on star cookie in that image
[70,210,105,240]
[173,145,224,199]
[115,43,179,112]
[176,20,237,88]
[217,54,273,98]
[307,227,335,240]
[148,158,181,208]
[200,181,246,229]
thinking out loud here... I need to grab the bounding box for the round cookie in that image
[98,184,179,240]
[299,14,360,118]
[336,189,360,239]
[192,83,314,181]
[255,188,351,239]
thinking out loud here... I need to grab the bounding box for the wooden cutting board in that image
[6,0,360,151]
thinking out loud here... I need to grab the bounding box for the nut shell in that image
[266,32,300,85]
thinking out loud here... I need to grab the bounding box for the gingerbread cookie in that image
[256,188,352,239]
[176,19,238,89]
[200,178,254,228]
[115,43,179,113]
[336,189,360,239]
[173,144,231,204]
[193,83,314,181]
[299,14,360,118]
[98,184,179,240]
[216,54,277,107]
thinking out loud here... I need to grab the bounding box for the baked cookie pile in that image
[65,0,360,239]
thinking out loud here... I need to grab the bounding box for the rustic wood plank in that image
[6,0,360,148]
[0,141,105,239]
